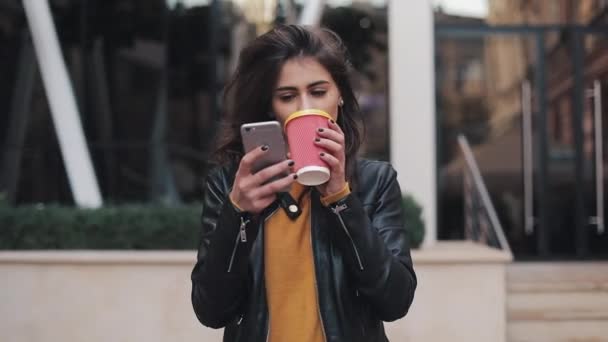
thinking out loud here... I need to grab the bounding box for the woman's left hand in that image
[314,119,347,196]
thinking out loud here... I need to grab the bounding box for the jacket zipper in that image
[311,208,328,342]
[227,216,250,273]
[265,321,271,342]
[332,204,364,271]
[227,207,279,340]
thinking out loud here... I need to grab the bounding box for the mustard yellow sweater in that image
[264,183,350,342]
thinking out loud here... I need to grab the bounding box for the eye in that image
[311,89,327,97]
[278,93,295,102]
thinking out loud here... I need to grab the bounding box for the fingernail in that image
[320,152,325,157]
[288,160,295,166]
[329,119,335,124]
[293,174,298,180]
[315,138,320,142]
[318,128,324,132]
[261,145,269,151]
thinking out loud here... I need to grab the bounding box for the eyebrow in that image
[274,80,330,92]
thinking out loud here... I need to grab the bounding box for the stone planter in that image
[0,241,511,342]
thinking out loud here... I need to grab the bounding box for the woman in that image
[191,24,416,342]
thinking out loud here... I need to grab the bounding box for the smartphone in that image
[240,121,289,186]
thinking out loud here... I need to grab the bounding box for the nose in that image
[300,94,312,110]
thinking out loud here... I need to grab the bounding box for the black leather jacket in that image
[191,159,417,341]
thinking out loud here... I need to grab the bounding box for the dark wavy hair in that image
[212,24,364,186]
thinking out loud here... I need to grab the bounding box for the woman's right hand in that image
[229,145,297,214]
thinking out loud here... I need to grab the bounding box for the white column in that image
[298,0,326,26]
[389,0,436,247]
[23,0,103,208]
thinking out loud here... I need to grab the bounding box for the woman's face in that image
[271,56,341,125]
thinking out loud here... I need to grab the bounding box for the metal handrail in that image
[587,80,605,235]
[521,81,535,235]
[459,134,512,254]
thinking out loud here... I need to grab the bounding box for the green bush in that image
[403,194,425,249]
[0,203,201,250]
[0,194,425,249]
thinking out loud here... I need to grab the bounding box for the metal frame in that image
[435,24,608,36]
[0,30,37,203]
[534,32,550,257]
[571,30,588,257]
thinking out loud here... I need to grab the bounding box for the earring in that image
[339,98,344,107]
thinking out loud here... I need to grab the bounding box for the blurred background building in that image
[2,0,608,260]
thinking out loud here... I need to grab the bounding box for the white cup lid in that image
[296,166,330,186]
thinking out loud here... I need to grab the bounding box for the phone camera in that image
[245,127,251,132]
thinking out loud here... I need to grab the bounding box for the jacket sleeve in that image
[324,163,417,322]
[190,168,260,328]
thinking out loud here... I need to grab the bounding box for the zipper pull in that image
[331,203,348,214]
[239,216,250,242]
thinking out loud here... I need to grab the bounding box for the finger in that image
[317,127,344,145]
[314,137,342,155]
[239,145,269,175]
[328,119,344,135]
[254,173,298,198]
[252,159,294,185]
[319,151,341,169]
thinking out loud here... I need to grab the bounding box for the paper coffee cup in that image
[284,109,332,186]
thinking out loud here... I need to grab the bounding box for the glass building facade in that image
[435,0,608,259]
[0,0,389,204]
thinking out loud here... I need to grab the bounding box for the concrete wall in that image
[0,242,510,342]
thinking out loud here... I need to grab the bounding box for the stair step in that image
[508,292,608,321]
[507,262,608,293]
[507,262,608,341]
[508,321,608,342]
